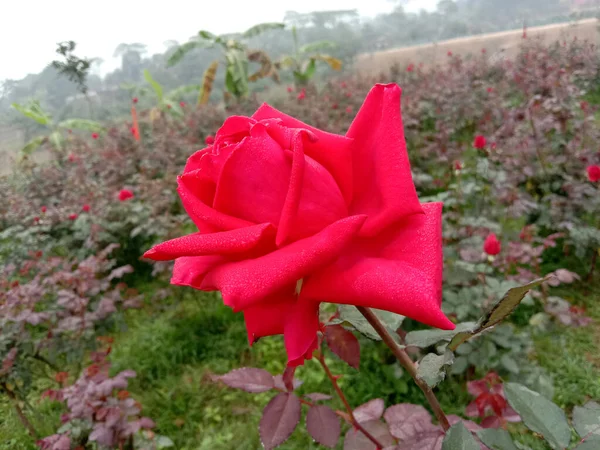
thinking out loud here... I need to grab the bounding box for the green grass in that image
[2,278,599,449]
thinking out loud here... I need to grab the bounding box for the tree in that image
[50,41,93,94]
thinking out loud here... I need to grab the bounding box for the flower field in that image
[1,35,600,450]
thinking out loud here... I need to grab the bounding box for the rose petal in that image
[243,293,293,344]
[253,104,353,205]
[201,215,367,311]
[143,223,276,261]
[276,131,348,245]
[301,203,454,330]
[284,299,320,366]
[346,83,423,236]
[178,171,255,233]
[213,123,291,226]
[171,255,226,289]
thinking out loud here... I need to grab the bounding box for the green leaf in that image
[448,278,548,351]
[58,119,104,132]
[303,59,317,80]
[48,131,63,151]
[199,30,218,41]
[442,422,480,450]
[500,354,520,374]
[416,351,454,388]
[144,69,163,102]
[299,40,337,54]
[405,322,477,348]
[224,49,249,98]
[166,84,201,100]
[337,305,404,342]
[242,22,285,38]
[11,102,51,126]
[573,401,600,440]
[167,41,202,67]
[20,136,45,155]
[504,383,571,450]
[155,436,175,448]
[477,429,518,450]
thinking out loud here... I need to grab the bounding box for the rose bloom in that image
[68,213,78,221]
[473,135,487,149]
[118,189,134,202]
[41,206,47,213]
[484,233,501,255]
[297,88,306,100]
[82,204,91,212]
[587,165,600,182]
[144,84,454,366]
[91,132,99,140]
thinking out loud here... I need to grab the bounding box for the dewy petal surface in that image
[143,223,276,261]
[200,215,367,312]
[346,83,423,236]
[171,255,226,290]
[301,203,454,330]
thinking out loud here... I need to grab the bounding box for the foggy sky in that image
[1,0,438,82]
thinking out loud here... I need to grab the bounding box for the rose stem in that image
[356,306,451,431]
[3,384,38,438]
[316,352,386,449]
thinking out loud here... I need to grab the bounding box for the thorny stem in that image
[527,105,549,176]
[356,306,451,431]
[2,384,38,438]
[274,387,352,422]
[316,353,386,449]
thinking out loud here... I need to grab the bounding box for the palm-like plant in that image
[167,22,285,102]
[11,101,103,155]
[276,27,342,86]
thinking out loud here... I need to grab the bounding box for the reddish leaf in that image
[383,403,434,440]
[325,324,360,369]
[305,393,333,401]
[354,398,385,423]
[218,368,274,393]
[306,405,341,448]
[343,420,395,450]
[260,393,301,450]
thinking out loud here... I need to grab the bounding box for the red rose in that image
[41,206,47,213]
[483,233,501,255]
[118,189,134,202]
[287,86,293,93]
[474,135,487,149]
[143,84,454,366]
[132,97,138,104]
[82,204,91,212]
[587,165,600,182]
[345,106,353,114]
[447,51,453,57]
[297,88,306,100]
[68,213,78,221]
[180,101,186,107]
[91,133,99,140]
[205,135,215,145]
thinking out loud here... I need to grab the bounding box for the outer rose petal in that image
[143,223,276,261]
[201,215,367,311]
[346,83,423,236]
[300,203,454,330]
[243,295,291,343]
[284,299,320,366]
[178,170,255,233]
[253,104,353,205]
[171,255,226,289]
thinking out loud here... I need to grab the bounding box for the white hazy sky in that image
[1,0,438,82]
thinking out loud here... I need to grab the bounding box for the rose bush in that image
[144,83,454,366]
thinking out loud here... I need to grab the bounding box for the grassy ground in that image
[1,277,599,450]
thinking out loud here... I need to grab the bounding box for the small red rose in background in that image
[345,106,353,114]
[473,135,487,149]
[287,86,293,93]
[144,83,454,366]
[487,87,493,93]
[297,88,306,100]
[484,233,501,255]
[118,189,134,202]
[41,206,47,213]
[447,51,453,57]
[68,213,78,221]
[68,153,77,162]
[345,92,352,98]
[465,372,521,428]
[205,135,215,145]
[332,103,339,110]
[341,81,347,88]
[406,64,414,72]
[180,101,186,108]
[82,204,91,212]
[587,165,600,182]
[91,132,99,140]
[481,48,487,53]
[132,97,138,104]
[33,216,40,224]
[454,161,463,171]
